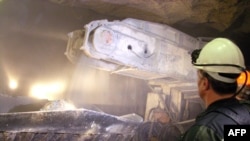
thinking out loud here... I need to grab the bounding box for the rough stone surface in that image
[47,0,250,68]
[48,0,250,36]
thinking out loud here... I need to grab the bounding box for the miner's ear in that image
[199,76,210,91]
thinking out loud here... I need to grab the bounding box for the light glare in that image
[30,81,65,100]
[9,79,18,90]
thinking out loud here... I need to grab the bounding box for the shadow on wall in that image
[228,32,250,69]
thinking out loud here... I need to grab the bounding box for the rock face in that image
[48,0,250,37]
[47,0,250,67]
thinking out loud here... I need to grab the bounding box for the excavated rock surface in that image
[48,0,250,37]
[48,0,250,67]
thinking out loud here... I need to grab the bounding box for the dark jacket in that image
[180,98,250,141]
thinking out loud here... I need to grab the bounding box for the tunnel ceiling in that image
[48,0,250,37]
[48,0,250,67]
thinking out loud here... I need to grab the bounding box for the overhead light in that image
[29,81,66,100]
[8,79,18,90]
